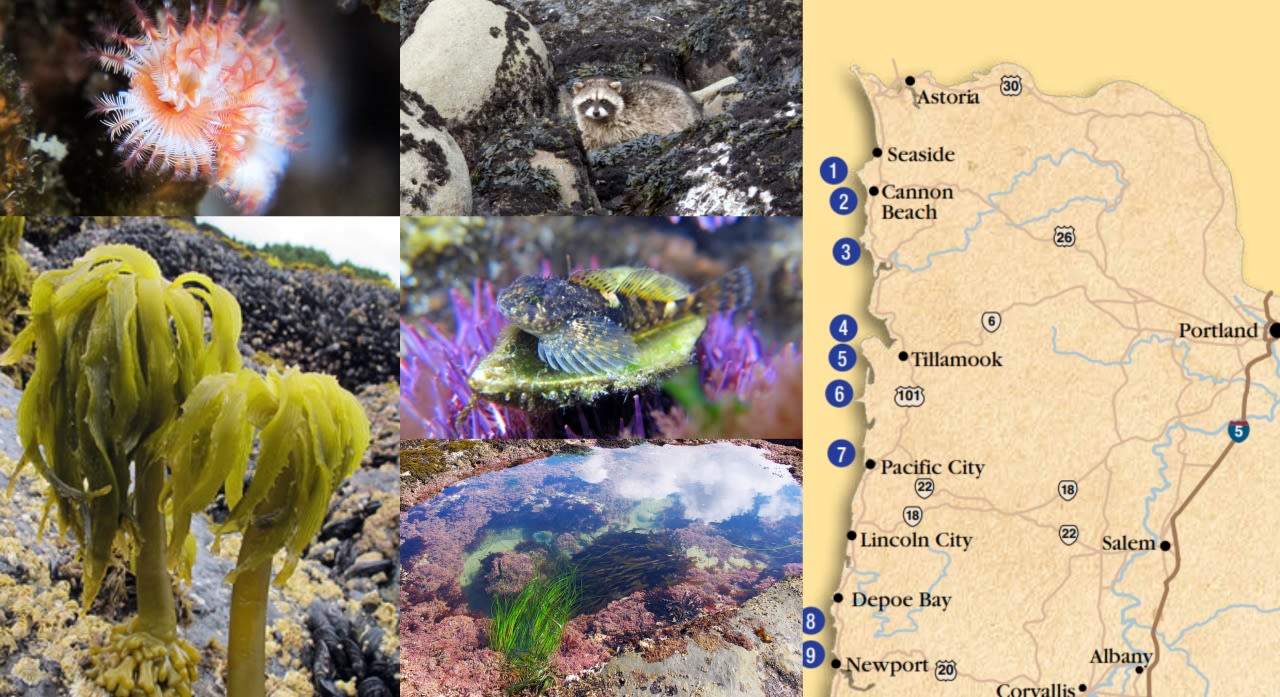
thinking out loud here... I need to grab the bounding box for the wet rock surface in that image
[561,575,802,697]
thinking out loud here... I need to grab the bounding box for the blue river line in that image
[890,148,1128,273]
[854,547,953,638]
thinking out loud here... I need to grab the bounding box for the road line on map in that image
[1146,291,1275,694]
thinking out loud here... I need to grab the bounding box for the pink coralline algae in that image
[582,592,658,639]
[400,602,505,697]
[553,619,614,676]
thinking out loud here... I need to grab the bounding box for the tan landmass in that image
[832,63,1280,697]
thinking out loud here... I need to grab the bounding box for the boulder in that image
[399,89,472,213]
[400,0,556,157]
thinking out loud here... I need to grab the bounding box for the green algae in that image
[570,530,692,614]
[489,570,580,695]
[400,439,484,479]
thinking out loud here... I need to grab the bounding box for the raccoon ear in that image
[573,81,585,93]
[609,81,623,91]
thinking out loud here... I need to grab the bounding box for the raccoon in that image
[571,76,701,150]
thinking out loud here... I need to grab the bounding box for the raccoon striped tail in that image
[692,267,753,316]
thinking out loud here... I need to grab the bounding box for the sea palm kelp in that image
[0,243,371,697]
[489,570,580,695]
[164,367,371,697]
[0,217,32,382]
[0,243,241,697]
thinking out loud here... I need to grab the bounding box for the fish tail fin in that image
[692,267,752,316]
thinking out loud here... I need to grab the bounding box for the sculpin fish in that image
[496,266,752,375]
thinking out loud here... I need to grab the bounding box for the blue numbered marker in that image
[803,607,826,634]
[802,641,826,669]
[830,314,858,342]
[1229,419,1250,443]
[827,440,856,467]
[826,380,854,407]
[828,344,856,371]
[821,156,849,184]
[833,237,860,266]
[830,187,858,215]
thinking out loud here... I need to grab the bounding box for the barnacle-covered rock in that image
[469,315,705,410]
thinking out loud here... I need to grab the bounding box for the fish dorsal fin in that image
[536,316,639,375]
[570,267,691,302]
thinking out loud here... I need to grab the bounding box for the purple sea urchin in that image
[400,280,532,439]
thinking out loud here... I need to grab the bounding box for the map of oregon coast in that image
[832,64,1280,696]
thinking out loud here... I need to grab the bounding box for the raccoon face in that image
[573,80,624,122]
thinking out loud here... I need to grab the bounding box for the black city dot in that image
[868,185,880,196]
[1160,541,1171,552]
[1135,666,1144,675]
[898,350,909,361]
[865,459,876,470]
[1271,322,1280,339]
[1078,685,1087,694]
[872,147,883,157]
[905,76,916,86]
[831,658,843,669]
[833,593,844,603]
[846,530,856,540]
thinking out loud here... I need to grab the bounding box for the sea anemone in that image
[91,1,306,213]
[400,281,799,438]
